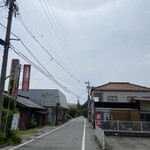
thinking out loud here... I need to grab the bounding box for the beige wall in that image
[103,91,150,102]
[91,90,150,102]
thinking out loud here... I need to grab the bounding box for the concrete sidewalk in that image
[85,120,100,150]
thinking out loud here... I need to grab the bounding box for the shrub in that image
[7,130,22,145]
[1,109,13,133]
[3,96,15,110]
[28,117,37,129]
[0,131,6,145]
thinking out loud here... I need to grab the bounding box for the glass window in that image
[127,96,136,102]
[107,96,117,101]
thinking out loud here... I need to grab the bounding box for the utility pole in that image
[85,81,91,120]
[0,0,16,128]
[55,103,59,126]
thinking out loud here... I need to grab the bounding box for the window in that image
[127,96,136,102]
[107,96,117,101]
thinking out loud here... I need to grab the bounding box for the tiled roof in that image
[17,96,45,110]
[130,97,150,103]
[91,82,150,92]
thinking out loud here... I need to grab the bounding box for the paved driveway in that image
[106,136,150,150]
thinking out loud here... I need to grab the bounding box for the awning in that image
[36,111,48,114]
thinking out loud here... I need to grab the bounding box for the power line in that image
[46,0,80,73]
[10,45,82,100]
[17,15,84,83]
[0,22,86,88]
[0,21,87,102]
[17,5,75,77]
[39,0,79,74]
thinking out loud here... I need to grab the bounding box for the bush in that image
[3,96,15,110]
[0,131,6,145]
[28,117,37,129]
[0,96,21,145]
[1,109,13,133]
[7,130,22,145]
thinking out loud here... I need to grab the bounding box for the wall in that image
[19,108,33,130]
[102,91,150,102]
[109,110,140,121]
[140,101,150,111]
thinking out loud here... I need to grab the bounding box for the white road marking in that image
[9,119,75,150]
[9,139,35,150]
[81,118,86,150]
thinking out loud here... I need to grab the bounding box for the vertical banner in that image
[8,59,20,97]
[11,114,20,130]
[22,65,31,91]
[95,112,102,127]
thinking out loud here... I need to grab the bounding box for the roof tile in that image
[92,82,150,91]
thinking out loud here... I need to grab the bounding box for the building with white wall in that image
[91,82,150,103]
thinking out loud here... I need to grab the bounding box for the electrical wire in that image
[17,5,75,77]
[0,22,87,102]
[10,45,82,101]
[47,0,80,73]
[39,0,79,74]
[17,15,84,83]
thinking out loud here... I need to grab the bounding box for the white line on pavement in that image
[81,118,86,150]
[9,139,35,150]
[9,119,76,150]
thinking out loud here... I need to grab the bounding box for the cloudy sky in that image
[1,0,150,104]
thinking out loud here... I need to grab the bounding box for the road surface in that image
[8,117,99,150]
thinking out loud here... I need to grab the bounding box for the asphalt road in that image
[8,117,99,150]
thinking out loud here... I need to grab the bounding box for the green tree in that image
[68,108,79,118]
[82,108,88,118]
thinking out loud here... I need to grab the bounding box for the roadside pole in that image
[0,0,15,128]
[55,103,59,126]
[85,81,91,120]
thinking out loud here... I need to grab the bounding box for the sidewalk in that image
[85,120,100,150]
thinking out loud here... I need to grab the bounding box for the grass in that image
[19,128,38,134]
[19,125,55,134]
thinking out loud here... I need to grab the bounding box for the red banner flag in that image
[95,112,102,127]
[22,65,31,91]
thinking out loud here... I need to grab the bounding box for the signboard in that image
[8,59,20,97]
[95,112,102,127]
[11,114,20,130]
[22,65,31,91]
[42,91,59,107]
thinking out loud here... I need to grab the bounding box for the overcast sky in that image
[1,0,150,104]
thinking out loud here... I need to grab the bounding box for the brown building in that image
[16,95,48,130]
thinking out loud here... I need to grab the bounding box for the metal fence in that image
[101,120,150,132]
[95,125,105,150]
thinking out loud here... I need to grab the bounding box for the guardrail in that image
[95,125,105,150]
[101,120,150,132]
